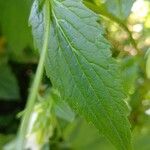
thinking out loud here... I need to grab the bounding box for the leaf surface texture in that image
[30,0,132,149]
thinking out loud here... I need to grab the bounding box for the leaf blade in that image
[30,0,132,149]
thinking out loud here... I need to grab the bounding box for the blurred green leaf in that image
[0,0,34,62]
[121,56,139,94]
[54,100,75,122]
[52,89,75,122]
[105,0,135,20]
[133,129,150,150]
[64,119,115,150]
[0,62,20,100]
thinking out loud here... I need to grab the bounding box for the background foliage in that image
[0,0,150,149]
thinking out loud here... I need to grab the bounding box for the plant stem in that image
[17,0,50,149]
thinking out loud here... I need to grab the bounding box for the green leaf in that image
[133,129,150,150]
[30,0,132,149]
[0,62,20,100]
[50,88,75,122]
[0,0,34,62]
[105,0,135,20]
[54,97,75,122]
[64,119,115,150]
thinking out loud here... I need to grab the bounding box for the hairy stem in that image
[17,0,50,149]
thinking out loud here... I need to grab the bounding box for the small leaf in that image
[55,98,75,122]
[30,0,132,149]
